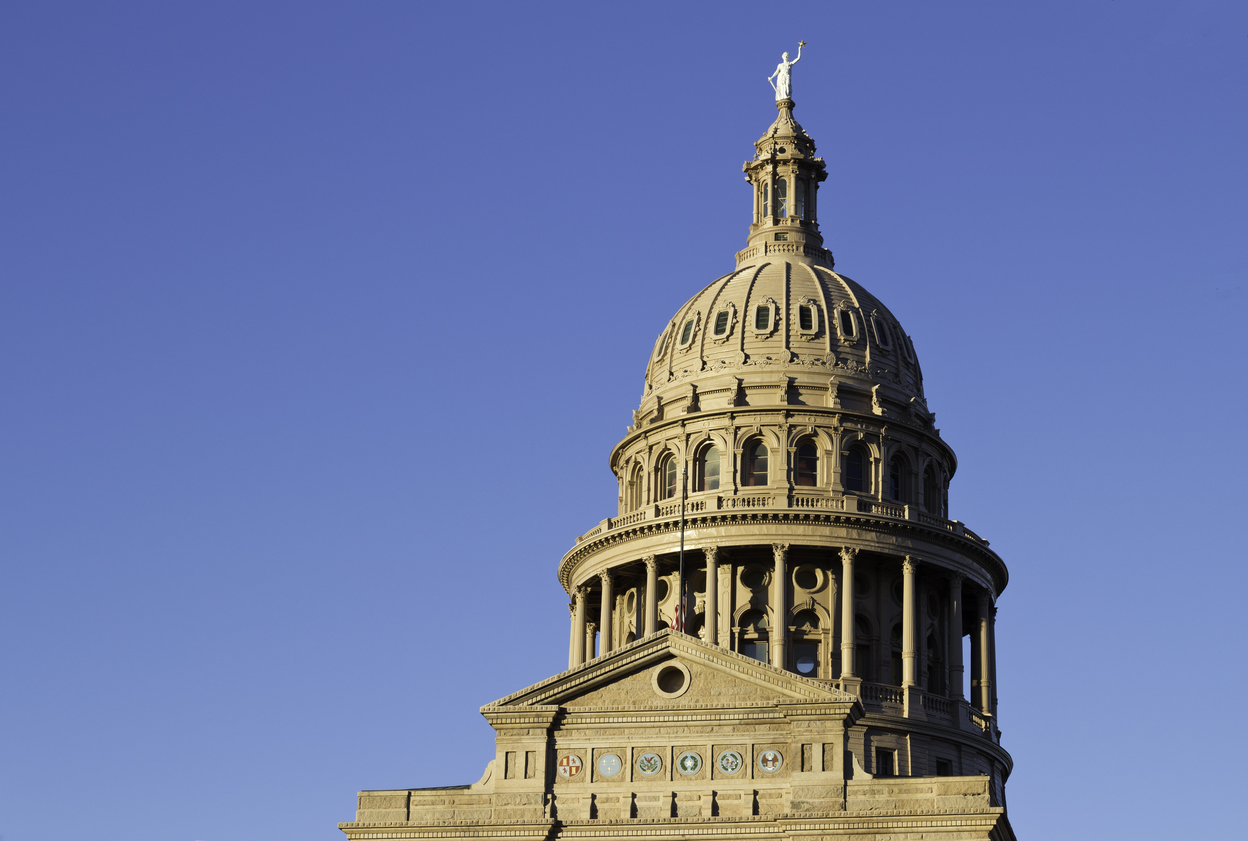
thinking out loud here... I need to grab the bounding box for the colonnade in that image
[567,545,997,717]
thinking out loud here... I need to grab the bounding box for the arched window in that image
[776,178,788,218]
[742,440,769,487]
[791,610,820,676]
[762,182,770,217]
[697,445,720,492]
[923,466,941,516]
[658,454,678,500]
[627,464,644,512]
[738,609,768,662]
[888,455,908,502]
[795,440,818,487]
[844,446,867,493]
[795,179,806,220]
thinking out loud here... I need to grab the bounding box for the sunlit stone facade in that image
[340,93,1017,841]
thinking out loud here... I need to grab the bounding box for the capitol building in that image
[340,65,1018,841]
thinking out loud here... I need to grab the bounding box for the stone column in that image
[839,547,858,687]
[643,555,658,636]
[571,586,587,666]
[771,544,789,669]
[947,573,965,701]
[567,601,577,670]
[586,622,597,661]
[704,546,719,647]
[901,556,919,687]
[598,571,614,655]
[978,591,993,713]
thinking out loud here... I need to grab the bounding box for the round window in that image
[794,649,817,675]
[655,578,670,603]
[892,578,904,605]
[652,661,692,698]
[794,566,820,591]
[741,567,767,590]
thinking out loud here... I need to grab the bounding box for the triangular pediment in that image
[482,629,856,712]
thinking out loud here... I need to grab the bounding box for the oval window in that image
[713,310,730,336]
[680,318,695,345]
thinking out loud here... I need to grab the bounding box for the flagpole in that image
[678,465,687,633]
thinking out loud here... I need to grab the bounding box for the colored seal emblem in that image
[717,750,743,774]
[557,754,583,778]
[757,749,783,773]
[676,751,703,775]
[636,752,663,776]
[597,753,622,777]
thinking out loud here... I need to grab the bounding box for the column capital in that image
[902,555,920,575]
[946,570,965,586]
[704,544,720,563]
[839,546,858,564]
[643,555,657,573]
[574,584,589,600]
[568,602,576,618]
[586,621,597,633]
[771,543,789,561]
[598,570,614,586]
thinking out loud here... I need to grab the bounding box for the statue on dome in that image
[767,42,805,102]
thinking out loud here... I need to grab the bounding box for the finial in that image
[767,42,804,103]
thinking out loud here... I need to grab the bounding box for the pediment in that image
[482,629,855,712]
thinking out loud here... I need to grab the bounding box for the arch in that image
[775,176,788,218]
[792,609,820,631]
[926,631,945,695]
[794,438,818,487]
[741,438,769,487]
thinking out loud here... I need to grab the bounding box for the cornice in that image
[559,508,1007,596]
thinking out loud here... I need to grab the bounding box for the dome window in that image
[837,308,856,340]
[873,315,893,349]
[796,299,819,336]
[901,334,915,362]
[675,312,700,349]
[713,310,730,336]
[709,304,736,344]
[795,178,806,220]
[762,182,770,217]
[888,455,908,502]
[751,299,779,336]
[653,329,670,360]
[775,177,788,218]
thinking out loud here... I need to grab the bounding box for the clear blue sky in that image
[2,2,1245,839]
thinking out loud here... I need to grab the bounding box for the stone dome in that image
[634,258,933,434]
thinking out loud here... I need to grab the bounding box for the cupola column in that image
[947,573,965,701]
[643,555,658,636]
[585,621,598,661]
[571,586,588,666]
[704,546,719,646]
[770,544,789,669]
[598,572,614,655]
[839,547,858,688]
[978,591,993,713]
[901,556,919,687]
[989,603,999,718]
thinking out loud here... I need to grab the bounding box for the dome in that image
[635,258,931,431]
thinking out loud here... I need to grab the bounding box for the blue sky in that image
[1,2,1245,839]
